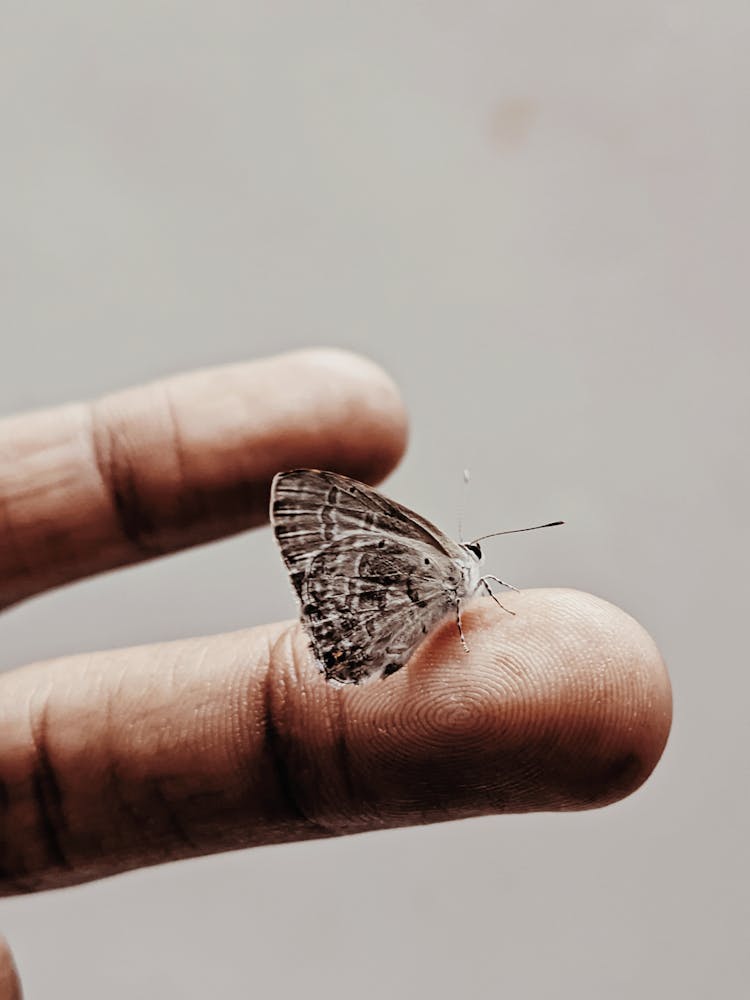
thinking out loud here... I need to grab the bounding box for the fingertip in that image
[419,588,672,809]
[288,348,409,484]
[291,588,672,822]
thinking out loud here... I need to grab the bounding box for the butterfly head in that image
[462,541,483,562]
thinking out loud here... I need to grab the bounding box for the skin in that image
[0,348,672,995]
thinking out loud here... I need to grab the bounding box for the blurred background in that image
[1,3,747,997]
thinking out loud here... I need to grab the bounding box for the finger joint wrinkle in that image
[88,401,162,556]
[0,490,36,608]
[29,698,73,874]
[261,658,330,836]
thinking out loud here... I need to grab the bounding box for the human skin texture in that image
[0,349,671,990]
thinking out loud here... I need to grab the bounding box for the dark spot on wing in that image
[382,662,402,678]
[323,648,346,669]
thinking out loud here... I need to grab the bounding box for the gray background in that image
[1,3,747,997]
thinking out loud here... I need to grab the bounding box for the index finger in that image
[0,348,408,609]
[0,588,671,895]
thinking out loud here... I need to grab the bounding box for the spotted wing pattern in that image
[271,469,472,683]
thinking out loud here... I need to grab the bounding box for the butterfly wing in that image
[272,468,459,564]
[296,534,461,683]
[270,469,471,683]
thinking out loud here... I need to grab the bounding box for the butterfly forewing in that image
[271,469,474,683]
[272,469,457,559]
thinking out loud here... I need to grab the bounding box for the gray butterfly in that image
[270,469,561,685]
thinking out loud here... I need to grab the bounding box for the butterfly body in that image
[271,469,484,684]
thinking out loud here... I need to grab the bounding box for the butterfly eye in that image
[465,542,482,560]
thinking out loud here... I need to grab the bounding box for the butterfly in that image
[270,469,561,685]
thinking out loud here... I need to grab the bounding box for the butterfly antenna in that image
[458,468,471,543]
[469,520,564,544]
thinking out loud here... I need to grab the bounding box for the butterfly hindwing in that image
[299,533,460,682]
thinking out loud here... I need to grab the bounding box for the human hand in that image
[0,349,671,904]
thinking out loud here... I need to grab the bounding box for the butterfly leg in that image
[480,578,517,616]
[481,574,520,593]
[455,599,470,653]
